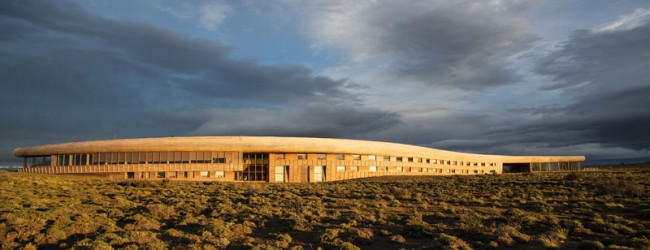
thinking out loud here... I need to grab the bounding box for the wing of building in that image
[13,136,585,182]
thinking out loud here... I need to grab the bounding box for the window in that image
[368,155,376,160]
[275,153,285,160]
[212,156,226,163]
[423,168,428,172]
[337,166,346,172]
[160,152,168,164]
[408,157,414,162]
[350,166,359,171]
[418,158,423,163]
[156,172,166,178]
[181,152,190,163]
[432,159,437,164]
[215,171,225,178]
[317,154,327,160]
[481,163,486,167]
[396,157,403,162]
[383,156,391,161]
[200,171,210,177]
[426,159,430,164]
[369,166,377,172]
[297,154,307,160]
[127,172,135,179]
[336,154,345,160]
[474,162,478,166]
[446,160,451,165]
[168,172,178,178]
[352,155,361,160]
[396,166,403,172]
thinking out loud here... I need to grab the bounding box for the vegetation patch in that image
[0,165,649,249]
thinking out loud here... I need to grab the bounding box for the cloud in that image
[596,8,650,32]
[513,11,650,154]
[165,105,400,138]
[0,0,396,165]
[199,1,232,30]
[307,1,537,89]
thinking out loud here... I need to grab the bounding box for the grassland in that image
[1,167,649,249]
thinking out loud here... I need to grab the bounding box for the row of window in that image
[128,171,226,179]
[24,152,497,168]
[44,152,240,167]
[532,162,581,171]
[280,153,497,167]
[334,165,497,174]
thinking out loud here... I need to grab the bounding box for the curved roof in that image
[13,136,585,163]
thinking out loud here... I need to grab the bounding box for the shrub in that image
[389,234,406,244]
[576,240,605,250]
[320,228,340,243]
[272,233,292,248]
[430,233,473,250]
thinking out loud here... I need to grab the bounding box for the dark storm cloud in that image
[167,104,400,138]
[0,0,397,166]
[507,20,650,154]
[383,6,536,89]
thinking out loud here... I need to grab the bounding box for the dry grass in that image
[0,166,649,249]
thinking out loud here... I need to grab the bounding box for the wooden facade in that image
[13,136,585,182]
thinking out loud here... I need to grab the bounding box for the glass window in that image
[368,155,376,160]
[337,166,346,172]
[317,154,327,160]
[336,154,344,160]
[352,155,361,160]
[418,158,423,163]
[168,171,178,178]
[189,152,197,163]
[423,168,428,172]
[481,163,486,167]
[297,154,307,160]
[144,152,153,163]
[350,166,359,171]
[369,166,377,172]
[160,152,168,164]
[152,152,160,164]
[396,166,403,172]
[91,153,99,165]
[156,172,166,178]
[426,159,430,163]
[383,156,391,161]
[432,159,437,164]
[215,171,225,178]
[181,152,189,163]
[200,171,210,177]
[125,153,133,164]
[396,157,403,162]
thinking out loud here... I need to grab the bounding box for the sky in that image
[1,0,649,167]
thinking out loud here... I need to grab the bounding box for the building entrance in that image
[241,153,269,181]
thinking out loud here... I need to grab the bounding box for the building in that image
[13,136,585,182]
